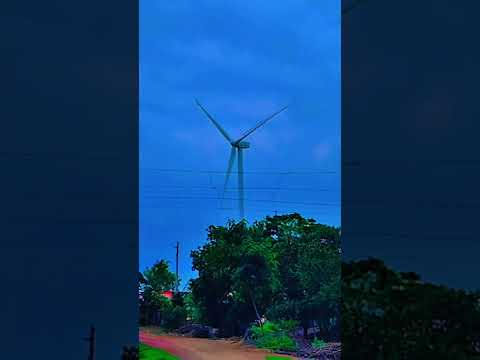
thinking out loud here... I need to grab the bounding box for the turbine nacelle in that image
[233,141,250,149]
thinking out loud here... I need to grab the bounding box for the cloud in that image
[312,141,331,161]
[140,1,341,281]
[171,128,224,155]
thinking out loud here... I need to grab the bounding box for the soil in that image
[140,329,296,360]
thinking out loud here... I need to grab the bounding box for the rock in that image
[174,324,217,339]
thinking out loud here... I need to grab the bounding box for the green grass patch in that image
[256,334,297,352]
[265,356,293,360]
[139,343,180,360]
[249,321,298,352]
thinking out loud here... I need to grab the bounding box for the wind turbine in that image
[195,99,288,220]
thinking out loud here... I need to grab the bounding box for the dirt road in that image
[140,330,296,360]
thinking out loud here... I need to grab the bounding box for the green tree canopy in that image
[342,258,480,359]
[189,214,341,338]
[141,260,176,308]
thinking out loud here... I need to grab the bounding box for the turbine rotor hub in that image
[234,141,250,149]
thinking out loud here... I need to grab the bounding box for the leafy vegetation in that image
[189,214,341,338]
[312,338,327,349]
[183,292,202,323]
[139,260,186,330]
[139,344,179,360]
[139,212,480,358]
[342,258,480,359]
[249,321,298,352]
[139,213,340,355]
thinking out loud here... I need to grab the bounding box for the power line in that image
[145,195,340,207]
[141,185,334,192]
[141,201,338,212]
[143,196,480,209]
[142,168,337,175]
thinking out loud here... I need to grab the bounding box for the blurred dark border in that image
[342,0,480,290]
[342,0,480,357]
[1,1,138,358]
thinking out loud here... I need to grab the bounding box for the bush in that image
[256,334,297,352]
[312,338,327,349]
[249,321,298,352]
[250,321,280,338]
[162,305,187,330]
[276,319,299,333]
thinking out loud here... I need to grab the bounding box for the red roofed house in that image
[162,290,174,300]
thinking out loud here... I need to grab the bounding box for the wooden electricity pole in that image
[175,241,179,293]
[83,325,96,360]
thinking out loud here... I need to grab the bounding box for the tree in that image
[262,213,341,339]
[190,214,341,338]
[140,260,184,328]
[142,260,176,296]
[233,254,271,323]
[184,292,203,323]
[294,230,341,339]
[190,221,253,334]
[342,258,480,359]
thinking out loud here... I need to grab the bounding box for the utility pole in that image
[83,325,96,360]
[175,241,179,293]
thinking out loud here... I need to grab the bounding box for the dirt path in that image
[140,330,296,360]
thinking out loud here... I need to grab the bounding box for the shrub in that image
[250,321,280,338]
[250,321,298,352]
[276,319,299,333]
[312,338,327,349]
[256,334,297,352]
[162,305,187,330]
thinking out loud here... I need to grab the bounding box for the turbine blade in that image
[195,99,233,143]
[223,147,236,196]
[234,105,288,143]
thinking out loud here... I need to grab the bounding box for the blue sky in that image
[140,0,340,286]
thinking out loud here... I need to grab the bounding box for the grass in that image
[139,343,180,360]
[265,356,293,360]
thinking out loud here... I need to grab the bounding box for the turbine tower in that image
[195,99,288,220]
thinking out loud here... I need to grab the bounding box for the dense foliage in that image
[139,260,186,330]
[249,320,299,352]
[189,213,341,338]
[138,214,480,358]
[342,258,480,359]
